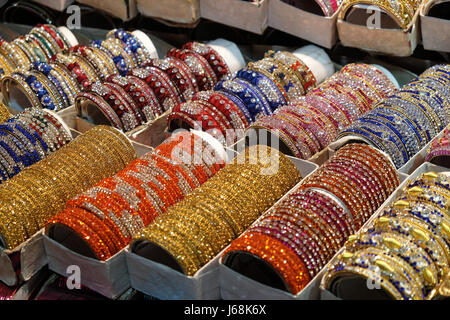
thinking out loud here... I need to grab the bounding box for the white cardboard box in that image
[200,0,268,35]
[44,235,129,299]
[420,0,450,52]
[269,0,339,49]
[0,230,47,287]
[319,162,449,300]
[337,4,420,56]
[57,106,169,148]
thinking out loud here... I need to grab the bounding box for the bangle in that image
[265,50,317,93]
[107,74,163,122]
[183,41,231,81]
[143,57,198,101]
[130,67,182,112]
[167,48,217,91]
[107,29,153,67]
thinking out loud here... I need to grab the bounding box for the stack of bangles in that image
[75,40,231,132]
[0,125,136,250]
[0,108,72,183]
[339,0,421,30]
[0,25,71,79]
[425,125,450,168]
[249,63,397,159]
[283,0,343,17]
[130,145,302,276]
[0,102,11,123]
[222,143,399,294]
[338,64,450,169]
[1,27,159,112]
[322,171,450,300]
[168,50,318,145]
[46,131,226,260]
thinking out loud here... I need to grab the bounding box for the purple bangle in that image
[425,147,450,164]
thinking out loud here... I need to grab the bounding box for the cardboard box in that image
[337,4,421,56]
[32,0,74,12]
[220,167,409,300]
[421,0,450,52]
[0,230,47,287]
[319,162,448,300]
[269,0,339,49]
[44,235,129,299]
[126,156,318,299]
[200,0,268,35]
[57,106,169,149]
[77,0,138,21]
[137,0,200,24]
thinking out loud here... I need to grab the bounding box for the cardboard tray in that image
[57,106,169,149]
[0,230,47,287]
[269,0,339,49]
[320,162,450,300]
[219,168,409,300]
[126,155,318,300]
[337,4,421,56]
[200,0,268,35]
[420,0,450,52]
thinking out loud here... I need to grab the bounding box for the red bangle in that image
[107,74,163,122]
[183,41,231,81]
[167,48,217,91]
[142,57,198,101]
[130,67,182,112]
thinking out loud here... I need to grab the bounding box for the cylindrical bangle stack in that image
[425,125,450,168]
[0,108,72,183]
[222,143,399,294]
[130,145,303,276]
[338,64,450,168]
[0,25,71,79]
[46,131,226,260]
[0,125,136,250]
[168,50,320,145]
[249,63,397,159]
[322,171,450,300]
[75,40,231,132]
[339,0,420,30]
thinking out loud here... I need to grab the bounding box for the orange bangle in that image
[223,231,311,294]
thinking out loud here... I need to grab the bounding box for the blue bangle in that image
[216,90,252,124]
[380,98,434,142]
[359,114,420,160]
[235,68,287,112]
[358,118,410,164]
[1,131,36,166]
[91,40,129,76]
[31,62,70,108]
[373,105,425,147]
[0,123,45,161]
[215,79,268,122]
[111,29,150,66]
[25,74,57,111]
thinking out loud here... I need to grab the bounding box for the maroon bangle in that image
[130,67,182,112]
[107,74,163,122]
[168,100,225,143]
[142,57,198,101]
[75,91,124,130]
[167,48,217,91]
[192,91,248,130]
[183,41,231,81]
[89,82,140,131]
[104,82,144,126]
